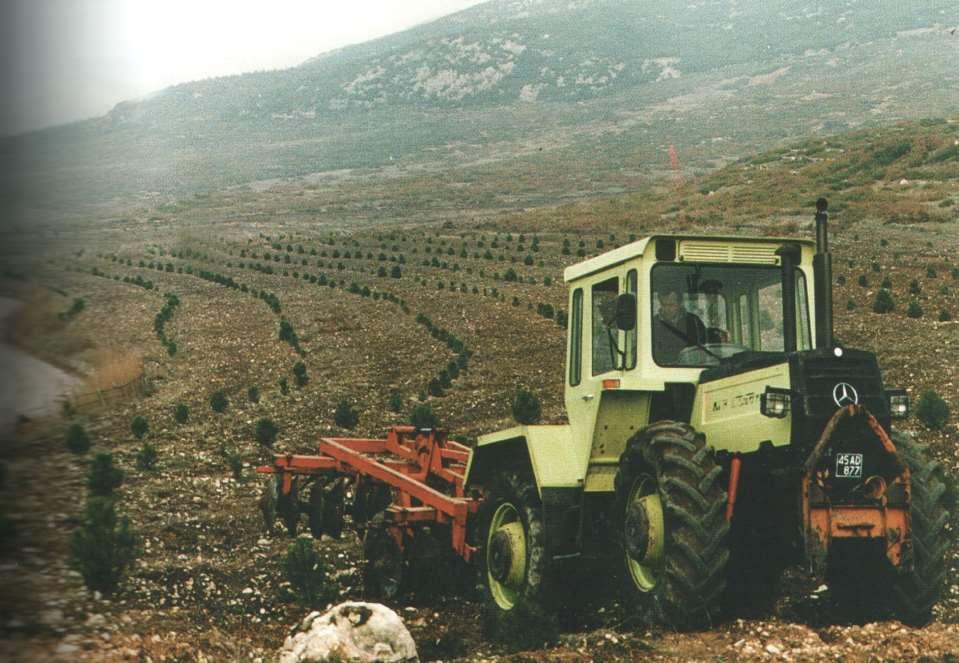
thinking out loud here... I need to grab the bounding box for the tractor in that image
[259,199,948,629]
[466,198,947,627]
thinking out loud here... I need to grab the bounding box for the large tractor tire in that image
[615,421,730,628]
[476,472,550,614]
[889,431,949,625]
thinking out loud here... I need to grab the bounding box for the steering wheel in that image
[677,343,751,366]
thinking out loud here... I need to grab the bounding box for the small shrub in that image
[512,388,542,425]
[173,404,189,424]
[857,274,869,288]
[88,453,124,497]
[836,275,846,286]
[66,423,91,454]
[871,261,881,273]
[135,442,157,471]
[130,416,149,440]
[907,301,923,318]
[210,390,228,413]
[880,276,892,289]
[939,309,952,322]
[846,299,856,311]
[504,268,518,282]
[283,538,329,605]
[909,279,921,295]
[278,377,289,395]
[69,497,137,595]
[410,404,439,430]
[256,418,279,447]
[926,266,937,278]
[226,451,244,481]
[334,400,359,429]
[872,289,894,314]
[293,361,309,388]
[915,390,950,430]
[389,391,404,413]
[248,386,260,404]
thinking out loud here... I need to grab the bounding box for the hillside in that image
[1,117,957,660]
[1,0,958,218]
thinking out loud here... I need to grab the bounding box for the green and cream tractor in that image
[466,199,948,627]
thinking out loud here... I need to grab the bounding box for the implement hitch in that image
[801,404,911,571]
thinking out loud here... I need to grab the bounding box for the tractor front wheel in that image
[476,472,549,614]
[889,431,949,626]
[615,421,730,628]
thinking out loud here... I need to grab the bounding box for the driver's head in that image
[656,284,685,323]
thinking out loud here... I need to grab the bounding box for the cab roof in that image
[563,234,816,283]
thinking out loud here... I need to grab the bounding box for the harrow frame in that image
[256,425,480,561]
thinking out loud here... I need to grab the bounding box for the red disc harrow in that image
[256,426,479,562]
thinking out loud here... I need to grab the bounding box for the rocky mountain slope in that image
[2,0,958,215]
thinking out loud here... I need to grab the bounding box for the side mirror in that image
[614,293,636,331]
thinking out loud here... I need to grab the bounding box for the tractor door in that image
[566,270,644,488]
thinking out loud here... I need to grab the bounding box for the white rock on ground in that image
[277,602,418,663]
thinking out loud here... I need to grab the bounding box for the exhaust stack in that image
[813,197,834,348]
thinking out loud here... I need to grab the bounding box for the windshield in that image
[651,263,811,367]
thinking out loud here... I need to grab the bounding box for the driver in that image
[653,284,706,363]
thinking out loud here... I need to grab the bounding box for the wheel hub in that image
[624,500,651,561]
[624,479,665,592]
[488,521,526,587]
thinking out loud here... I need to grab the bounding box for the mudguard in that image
[464,424,582,494]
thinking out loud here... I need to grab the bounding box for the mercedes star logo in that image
[832,382,859,407]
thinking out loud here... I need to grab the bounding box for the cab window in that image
[591,277,619,375]
[569,288,583,386]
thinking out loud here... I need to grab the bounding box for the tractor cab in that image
[560,235,819,484]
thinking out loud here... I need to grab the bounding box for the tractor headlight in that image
[888,389,909,419]
[760,387,791,419]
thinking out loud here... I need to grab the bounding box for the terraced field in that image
[1,118,958,660]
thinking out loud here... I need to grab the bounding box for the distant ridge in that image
[1,0,958,215]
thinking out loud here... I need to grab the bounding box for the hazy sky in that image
[0,0,485,136]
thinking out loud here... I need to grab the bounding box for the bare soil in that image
[0,197,957,661]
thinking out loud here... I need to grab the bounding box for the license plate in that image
[835,453,863,479]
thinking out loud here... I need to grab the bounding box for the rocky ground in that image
[0,197,957,661]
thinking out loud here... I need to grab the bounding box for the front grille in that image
[788,349,890,459]
[800,356,885,418]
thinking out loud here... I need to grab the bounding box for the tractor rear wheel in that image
[615,421,729,628]
[889,431,949,626]
[476,472,549,614]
